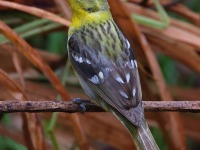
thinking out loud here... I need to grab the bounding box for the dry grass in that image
[0,0,200,149]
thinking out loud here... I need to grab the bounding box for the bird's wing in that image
[68,29,143,126]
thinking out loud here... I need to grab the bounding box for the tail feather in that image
[112,108,159,149]
[135,118,159,150]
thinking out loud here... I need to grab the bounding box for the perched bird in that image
[67,0,159,149]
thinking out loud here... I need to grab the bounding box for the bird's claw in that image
[72,98,91,114]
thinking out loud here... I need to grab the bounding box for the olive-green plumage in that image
[68,0,159,150]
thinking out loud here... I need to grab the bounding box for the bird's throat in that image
[69,10,112,36]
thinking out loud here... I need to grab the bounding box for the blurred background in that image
[0,0,200,149]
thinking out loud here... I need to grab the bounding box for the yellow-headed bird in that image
[67,0,159,149]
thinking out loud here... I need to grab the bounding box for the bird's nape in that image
[68,0,109,13]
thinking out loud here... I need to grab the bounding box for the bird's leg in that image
[72,98,92,113]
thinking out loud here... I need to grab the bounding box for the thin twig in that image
[0,1,70,27]
[0,100,200,113]
[53,0,72,20]
[162,0,185,9]
[130,0,185,9]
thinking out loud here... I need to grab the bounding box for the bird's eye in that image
[86,7,95,12]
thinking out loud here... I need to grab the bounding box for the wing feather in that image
[68,25,144,126]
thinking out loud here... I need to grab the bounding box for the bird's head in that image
[68,0,112,34]
[68,0,110,13]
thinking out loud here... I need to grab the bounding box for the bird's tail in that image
[109,103,159,149]
[124,117,159,150]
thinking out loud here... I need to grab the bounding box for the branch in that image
[0,100,199,113]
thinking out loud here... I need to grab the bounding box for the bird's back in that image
[68,18,144,126]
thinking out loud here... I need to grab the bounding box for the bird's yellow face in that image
[68,0,111,33]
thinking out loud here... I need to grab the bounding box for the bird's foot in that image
[72,98,91,114]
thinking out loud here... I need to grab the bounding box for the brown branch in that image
[0,1,70,27]
[0,100,200,113]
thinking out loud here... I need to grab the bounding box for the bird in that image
[67,0,159,149]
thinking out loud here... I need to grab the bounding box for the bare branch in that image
[0,100,199,113]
